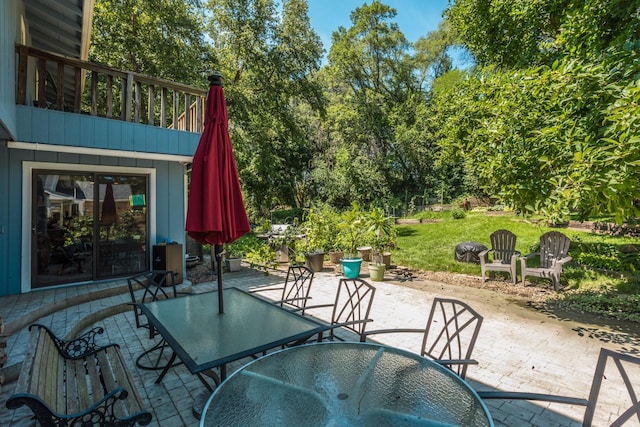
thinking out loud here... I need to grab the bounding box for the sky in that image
[307,0,452,58]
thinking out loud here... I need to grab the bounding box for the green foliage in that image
[450,207,466,220]
[300,204,341,252]
[207,0,325,215]
[552,289,640,323]
[91,0,209,86]
[336,202,368,258]
[270,208,303,225]
[440,0,640,225]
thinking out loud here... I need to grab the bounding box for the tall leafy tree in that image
[206,0,325,217]
[440,0,640,222]
[321,1,422,209]
[91,0,210,85]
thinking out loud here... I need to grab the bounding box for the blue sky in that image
[307,0,451,56]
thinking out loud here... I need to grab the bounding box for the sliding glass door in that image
[32,171,149,289]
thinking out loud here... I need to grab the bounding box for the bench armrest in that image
[7,386,152,426]
[29,323,108,359]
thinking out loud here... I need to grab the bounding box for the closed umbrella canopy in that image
[186,74,250,313]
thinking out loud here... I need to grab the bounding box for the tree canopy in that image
[90,0,640,223]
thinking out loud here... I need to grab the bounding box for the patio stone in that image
[0,265,638,426]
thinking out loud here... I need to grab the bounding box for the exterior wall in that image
[0,0,17,140]
[0,145,188,297]
[16,106,200,157]
[0,4,198,297]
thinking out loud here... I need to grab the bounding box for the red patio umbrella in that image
[186,74,250,313]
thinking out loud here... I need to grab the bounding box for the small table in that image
[200,342,494,426]
[138,287,330,388]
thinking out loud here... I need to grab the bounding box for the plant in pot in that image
[223,242,244,272]
[337,202,367,278]
[300,207,328,273]
[367,208,397,269]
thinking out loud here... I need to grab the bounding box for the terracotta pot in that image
[357,246,372,262]
[304,252,325,272]
[329,250,344,264]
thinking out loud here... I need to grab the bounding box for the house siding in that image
[0,0,17,140]
[16,106,199,157]
[0,144,188,297]
[0,2,200,297]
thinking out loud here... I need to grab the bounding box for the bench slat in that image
[97,347,141,418]
[56,349,67,415]
[66,358,84,415]
[86,351,106,410]
[112,346,147,415]
[40,330,59,406]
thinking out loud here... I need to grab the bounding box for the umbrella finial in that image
[208,73,223,87]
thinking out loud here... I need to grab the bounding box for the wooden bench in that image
[6,324,152,426]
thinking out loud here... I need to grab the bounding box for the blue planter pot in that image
[341,257,362,278]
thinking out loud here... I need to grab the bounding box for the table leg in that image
[155,351,177,384]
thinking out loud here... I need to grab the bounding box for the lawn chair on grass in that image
[479,229,520,284]
[520,231,572,291]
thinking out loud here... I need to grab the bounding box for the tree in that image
[206,0,325,216]
[91,0,210,85]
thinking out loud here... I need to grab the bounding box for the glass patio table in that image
[138,287,330,386]
[200,342,494,426]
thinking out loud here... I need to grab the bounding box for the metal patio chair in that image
[127,270,180,336]
[520,230,572,290]
[360,297,483,379]
[476,348,640,426]
[298,277,376,342]
[249,265,314,312]
[127,270,185,371]
[479,229,520,284]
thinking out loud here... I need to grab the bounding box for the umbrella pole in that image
[214,244,224,314]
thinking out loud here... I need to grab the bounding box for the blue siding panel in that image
[0,1,17,139]
[0,144,9,296]
[65,112,82,144]
[49,109,66,143]
[16,106,200,157]
[6,148,32,296]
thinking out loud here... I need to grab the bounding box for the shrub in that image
[451,207,466,219]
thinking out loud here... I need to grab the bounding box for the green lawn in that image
[392,211,640,321]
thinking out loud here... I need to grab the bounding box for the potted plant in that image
[300,207,327,272]
[337,203,367,278]
[367,208,396,268]
[224,243,243,272]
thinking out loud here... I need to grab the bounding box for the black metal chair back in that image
[328,278,376,341]
[280,265,314,312]
[127,270,176,336]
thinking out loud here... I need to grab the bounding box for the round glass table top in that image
[201,342,493,427]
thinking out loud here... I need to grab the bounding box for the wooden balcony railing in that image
[15,44,207,133]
